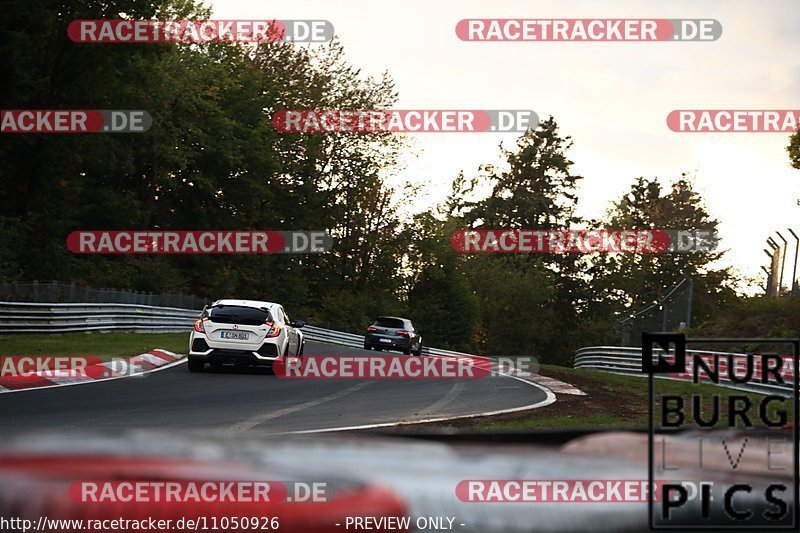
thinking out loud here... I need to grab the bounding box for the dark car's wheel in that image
[299,341,305,357]
[187,358,205,372]
[413,345,423,356]
[402,347,411,355]
[363,343,371,350]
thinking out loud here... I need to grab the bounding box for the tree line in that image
[0,0,744,364]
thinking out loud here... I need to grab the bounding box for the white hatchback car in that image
[187,299,305,372]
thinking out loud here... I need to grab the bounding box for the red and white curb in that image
[0,349,184,393]
[437,356,584,395]
[516,372,586,395]
[527,373,586,396]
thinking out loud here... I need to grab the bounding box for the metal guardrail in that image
[575,345,797,395]
[302,325,475,359]
[0,301,477,359]
[0,301,199,334]
[575,346,646,373]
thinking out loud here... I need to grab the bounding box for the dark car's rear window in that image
[373,317,405,329]
[208,305,271,326]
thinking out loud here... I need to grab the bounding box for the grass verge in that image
[424,364,793,431]
[0,332,188,359]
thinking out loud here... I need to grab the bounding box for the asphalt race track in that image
[0,342,550,435]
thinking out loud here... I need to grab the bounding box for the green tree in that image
[405,212,480,350]
[0,0,413,331]
[788,130,800,169]
[252,39,411,317]
[445,118,586,362]
[599,175,737,327]
[455,117,582,229]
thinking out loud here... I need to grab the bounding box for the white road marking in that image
[415,381,466,418]
[285,363,557,434]
[227,380,376,432]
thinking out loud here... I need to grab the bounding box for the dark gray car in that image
[363,316,422,356]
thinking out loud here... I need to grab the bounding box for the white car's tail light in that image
[265,321,281,338]
[194,317,208,333]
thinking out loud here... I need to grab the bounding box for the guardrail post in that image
[686,277,693,327]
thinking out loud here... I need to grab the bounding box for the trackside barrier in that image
[302,326,475,359]
[575,346,797,396]
[0,301,198,334]
[0,301,477,360]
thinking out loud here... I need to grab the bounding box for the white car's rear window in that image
[208,305,271,326]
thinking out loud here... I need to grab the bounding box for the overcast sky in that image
[211,0,800,290]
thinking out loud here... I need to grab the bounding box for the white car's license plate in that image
[221,331,249,340]
[379,338,392,343]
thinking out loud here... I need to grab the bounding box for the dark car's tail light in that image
[367,326,378,332]
[396,330,410,335]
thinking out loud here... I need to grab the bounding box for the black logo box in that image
[644,333,800,530]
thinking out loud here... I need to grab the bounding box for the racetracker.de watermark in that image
[456,480,671,502]
[668,110,800,133]
[0,356,145,378]
[272,110,539,133]
[70,481,331,503]
[68,19,334,43]
[456,19,721,41]
[66,231,332,254]
[273,355,492,379]
[1,110,151,133]
[451,230,719,253]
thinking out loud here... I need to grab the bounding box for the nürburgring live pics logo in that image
[644,332,799,529]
